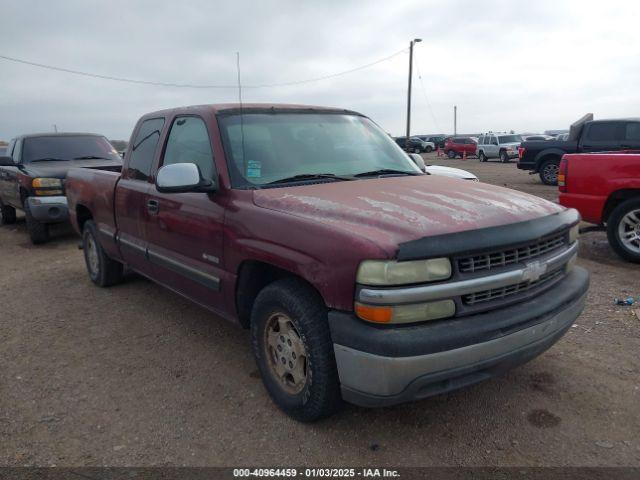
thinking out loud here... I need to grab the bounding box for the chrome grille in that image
[457,233,566,273]
[462,269,564,305]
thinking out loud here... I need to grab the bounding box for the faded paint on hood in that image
[253,175,563,255]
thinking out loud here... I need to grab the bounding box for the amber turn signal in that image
[354,303,393,323]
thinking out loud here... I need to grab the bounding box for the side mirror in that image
[408,153,426,172]
[0,156,15,166]
[155,163,216,193]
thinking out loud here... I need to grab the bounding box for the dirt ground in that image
[1,154,639,467]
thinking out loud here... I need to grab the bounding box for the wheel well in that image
[602,189,640,223]
[19,188,29,204]
[76,204,93,230]
[234,261,317,329]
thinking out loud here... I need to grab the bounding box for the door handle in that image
[147,199,159,215]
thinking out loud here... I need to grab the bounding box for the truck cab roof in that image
[140,103,363,120]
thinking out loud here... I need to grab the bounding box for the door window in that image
[128,118,165,181]
[624,122,640,141]
[162,116,215,181]
[585,122,619,141]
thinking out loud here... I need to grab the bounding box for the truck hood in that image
[424,165,477,180]
[253,176,564,253]
[22,159,123,179]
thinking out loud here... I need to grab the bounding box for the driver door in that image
[145,115,226,313]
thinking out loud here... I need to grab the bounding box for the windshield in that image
[498,135,522,144]
[217,113,420,187]
[21,135,121,163]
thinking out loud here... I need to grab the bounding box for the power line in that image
[414,58,441,132]
[0,48,408,89]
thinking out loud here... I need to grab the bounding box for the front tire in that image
[0,203,16,225]
[607,198,640,263]
[23,200,49,244]
[500,150,510,163]
[539,158,560,185]
[251,277,342,422]
[447,150,456,159]
[82,220,124,286]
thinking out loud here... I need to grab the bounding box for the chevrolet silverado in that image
[65,104,589,421]
[0,133,122,243]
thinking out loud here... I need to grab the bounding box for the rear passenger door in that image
[115,117,165,276]
[145,115,226,312]
[486,135,498,158]
[580,122,622,152]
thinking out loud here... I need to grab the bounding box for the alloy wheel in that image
[618,209,640,254]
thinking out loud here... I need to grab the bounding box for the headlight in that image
[355,300,455,324]
[569,223,579,243]
[32,178,63,196]
[356,258,451,286]
[32,178,62,188]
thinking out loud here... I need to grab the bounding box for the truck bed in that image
[66,167,122,260]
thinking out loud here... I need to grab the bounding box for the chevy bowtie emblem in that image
[522,260,547,282]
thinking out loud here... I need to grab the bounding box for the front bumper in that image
[26,196,69,223]
[328,267,589,407]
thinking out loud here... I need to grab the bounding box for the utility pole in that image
[53,124,58,133]
[405,38,422,143]
[453,105,457,136]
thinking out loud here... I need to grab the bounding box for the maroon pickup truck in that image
[66,104,589,421]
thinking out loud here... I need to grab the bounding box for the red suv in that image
[445,137,476,158]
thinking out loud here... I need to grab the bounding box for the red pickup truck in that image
[65,104,589,421]
[559,152,640,262]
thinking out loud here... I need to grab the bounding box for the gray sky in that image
[1,0,639,141]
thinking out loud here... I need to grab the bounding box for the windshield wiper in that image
[30,157,69,162]
[73,155,114,160]
[266,173,355,185]
[353,169,421,177]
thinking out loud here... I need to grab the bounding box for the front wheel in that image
[447,150,456,159]
[607,198,640,263]
[23,200,49,244]
[251,278,342,422]
[0,203,17,225]
[82,220,124,286]
[500,150,510,163]
[539,158,560,185]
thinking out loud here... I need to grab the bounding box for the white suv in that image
[476,133,522,163]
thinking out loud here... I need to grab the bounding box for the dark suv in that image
[394,136,433,153]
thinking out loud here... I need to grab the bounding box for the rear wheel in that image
[607,198,640,263]
[425,145,433,153]
[447,150,456,159]
[539,157,560,185]
[478,151,487,162]
[251,277,342,422]
[82,220,123,286]
[23,200,49,244]
[0,203,16,225]
[413,147,421,154]
[500,150,510,163]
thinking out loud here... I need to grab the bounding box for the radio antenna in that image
[236,52,247,176]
